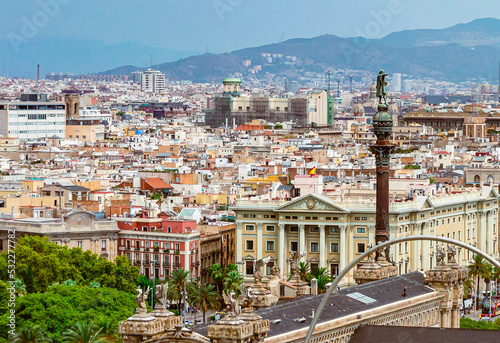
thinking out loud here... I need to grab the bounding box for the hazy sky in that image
[2,0,500,53]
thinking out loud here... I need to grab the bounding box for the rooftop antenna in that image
[37,64,40,82]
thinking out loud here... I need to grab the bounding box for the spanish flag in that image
[308,166,316,177]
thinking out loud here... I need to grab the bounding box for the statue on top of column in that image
[376,70,388,105]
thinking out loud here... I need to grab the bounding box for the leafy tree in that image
[150,192,163,202]
[460,317,500,330]
[188,282,219,324]
[468,255,489,300]
[168,269,190,313]
[0,236,139,294]
[25,265,34,294]
[63,321,105,343]
[10,326,48,343]
[0,285,136,342]
[13,279,26,297]
[209,264,238,296]
[223,270,243,297]
[483,263,494,293]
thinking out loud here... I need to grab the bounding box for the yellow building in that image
[66,120,105,142]
[233,187,499,285]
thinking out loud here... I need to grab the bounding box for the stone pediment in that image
[307,256,319,263]
[277,193,347,213]
[328,256,340,263]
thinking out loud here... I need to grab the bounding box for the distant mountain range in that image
[99,18,500,84]
[0,36,198,79]
[4,18,500,83]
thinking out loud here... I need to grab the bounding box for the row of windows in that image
[243,224,366,234]
[244,240,365,254]
[9,130,64,134]
[124,239,181,251]
[126,252,182,264]
[77,240,106,250]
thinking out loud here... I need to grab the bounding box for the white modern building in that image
[141,69,165,94]
[393,73,402,92]
[79,106,113,125]
[0,101,66,140]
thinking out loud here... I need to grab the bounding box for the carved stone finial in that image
[436,245,446,266]
[447,245,457,264]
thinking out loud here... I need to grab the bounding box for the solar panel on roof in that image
[346,292,376,305]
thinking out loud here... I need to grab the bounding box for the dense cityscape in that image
[2,2,500,343]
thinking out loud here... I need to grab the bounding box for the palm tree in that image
[223,270,243,296]
[188,282,219,323]
[10,326,47,343]
[168,268,190,313]
[63,321,105,343]
[209,264,225,294]
[309,267,333,294]
[468,254,489,301]
[492,267,500,296]
[299,262,310,283]
[95,318,119,342]
[483,263,494,294]
[209,264,238,295]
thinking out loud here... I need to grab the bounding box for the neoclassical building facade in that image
[233,187,499,283]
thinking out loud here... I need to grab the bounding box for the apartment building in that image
[0,98,66,140]
[141,69,165,94]
[232,187,499,284]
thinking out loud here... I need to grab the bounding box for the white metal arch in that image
[304,235,500,343]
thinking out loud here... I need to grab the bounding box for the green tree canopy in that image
[0,284,136,342]
[0,236,140,294]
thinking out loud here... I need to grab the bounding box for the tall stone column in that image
[299,224,306,261]
[319,225,326,268]
[278,224,286,278]
[256,222,263,260]
[370,80,395,263]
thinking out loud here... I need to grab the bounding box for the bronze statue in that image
[376,69,388,104]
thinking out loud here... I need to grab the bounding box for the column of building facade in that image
[299,224,306,261]
[339,225,347,274]
[487,210,494,255]
[479,211,487,252]
[236,222,243,273]
[319,225,326,268]
[278,224,286,278]
[256,222,263,260]
[348,225,354,277]
[368,225,376,247]
[421,222,430,271]
[412,223,421,271]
